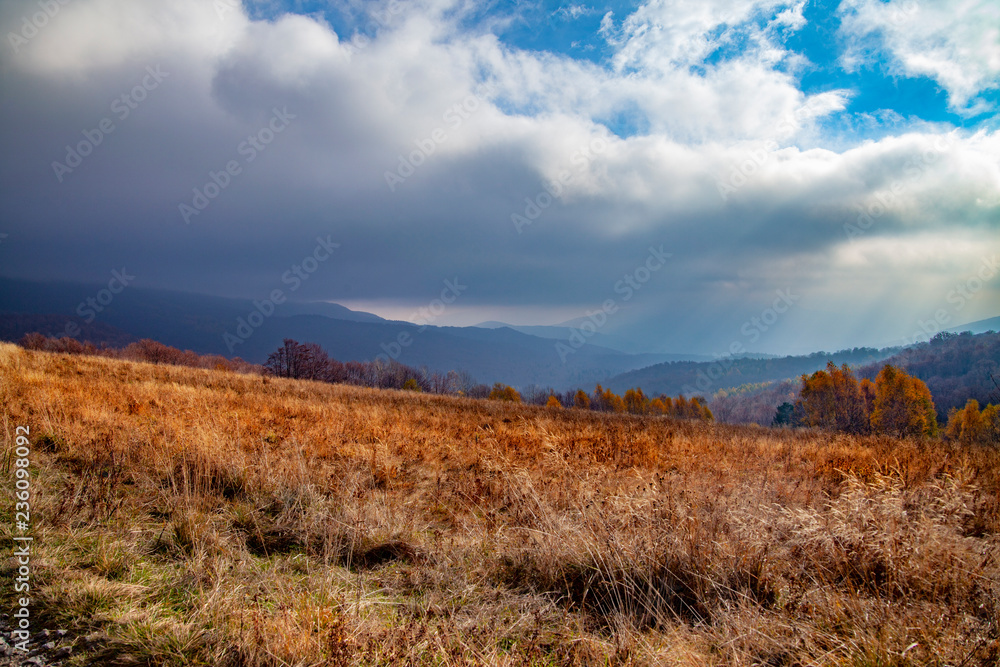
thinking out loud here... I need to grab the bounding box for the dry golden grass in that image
[1,342,998,665]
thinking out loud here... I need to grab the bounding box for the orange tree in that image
[945,399,1000,446]
[870,365,938,438]
[796,362,870,434]
[623,388,649,415]
[489,383,522,402]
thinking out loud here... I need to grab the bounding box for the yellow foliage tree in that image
[986,405,1000,446]
[860,377,876,420]
[692,396,714,422]
[649,397,668,415]
[796,362,869,434]
[489,383,521,403]
[546,395,562,408]
[870,365,938,438]
[603,387,625,413]
[623,387,649,415]
[945,399,999,446]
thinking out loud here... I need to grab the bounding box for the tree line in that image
[17,332,258,373]
[776,360,998,444]
[263,339,715,421]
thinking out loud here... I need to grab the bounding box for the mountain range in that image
[0,277,691,389]
[2,276,997,395]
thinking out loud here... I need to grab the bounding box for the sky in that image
[0,0,998,355]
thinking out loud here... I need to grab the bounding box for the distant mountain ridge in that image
[602,315,1000,398]
[946,315,1000,336]
[603,347,904,397]
[473,320,709,360]
[0,277,677,389]
[6,276,994,394]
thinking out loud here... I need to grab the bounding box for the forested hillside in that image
[709,331,1000,425]
[858,331,1000,419]
[606,347,899,397]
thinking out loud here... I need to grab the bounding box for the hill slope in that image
[2,344,998,665]
[858,330,1000,419]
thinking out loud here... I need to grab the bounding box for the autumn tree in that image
[796,362,869,434]
[18,332,47,350]
[623,387,649,415]
[984,404,1000,446]
[654,395,712,421]
[860,378,877,420]
[945,399,999,446]
[546,395,562,408]
[602,387,625,413]
[670,395,697,419]
[589,385,624,412]
[264,339,329,380]
[489,383,521,402]
[573,389,591,409]
[870,365,938,438]
[679,395,701,419]
[690,396,714,421]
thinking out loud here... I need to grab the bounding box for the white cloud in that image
[555,4,592,21]
[838,0,1000,114]
[0,0,245,76]
[605,0,800,71]
[579,0,844,142]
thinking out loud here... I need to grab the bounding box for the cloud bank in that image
[0,0,997,354]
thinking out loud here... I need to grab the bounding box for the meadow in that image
[1,342,998,665]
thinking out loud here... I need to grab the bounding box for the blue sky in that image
[247,0,998,139]
[0,0,998,354]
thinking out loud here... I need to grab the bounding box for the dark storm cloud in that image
[0,0,997,353]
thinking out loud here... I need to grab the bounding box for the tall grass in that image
[1,342,998,665]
